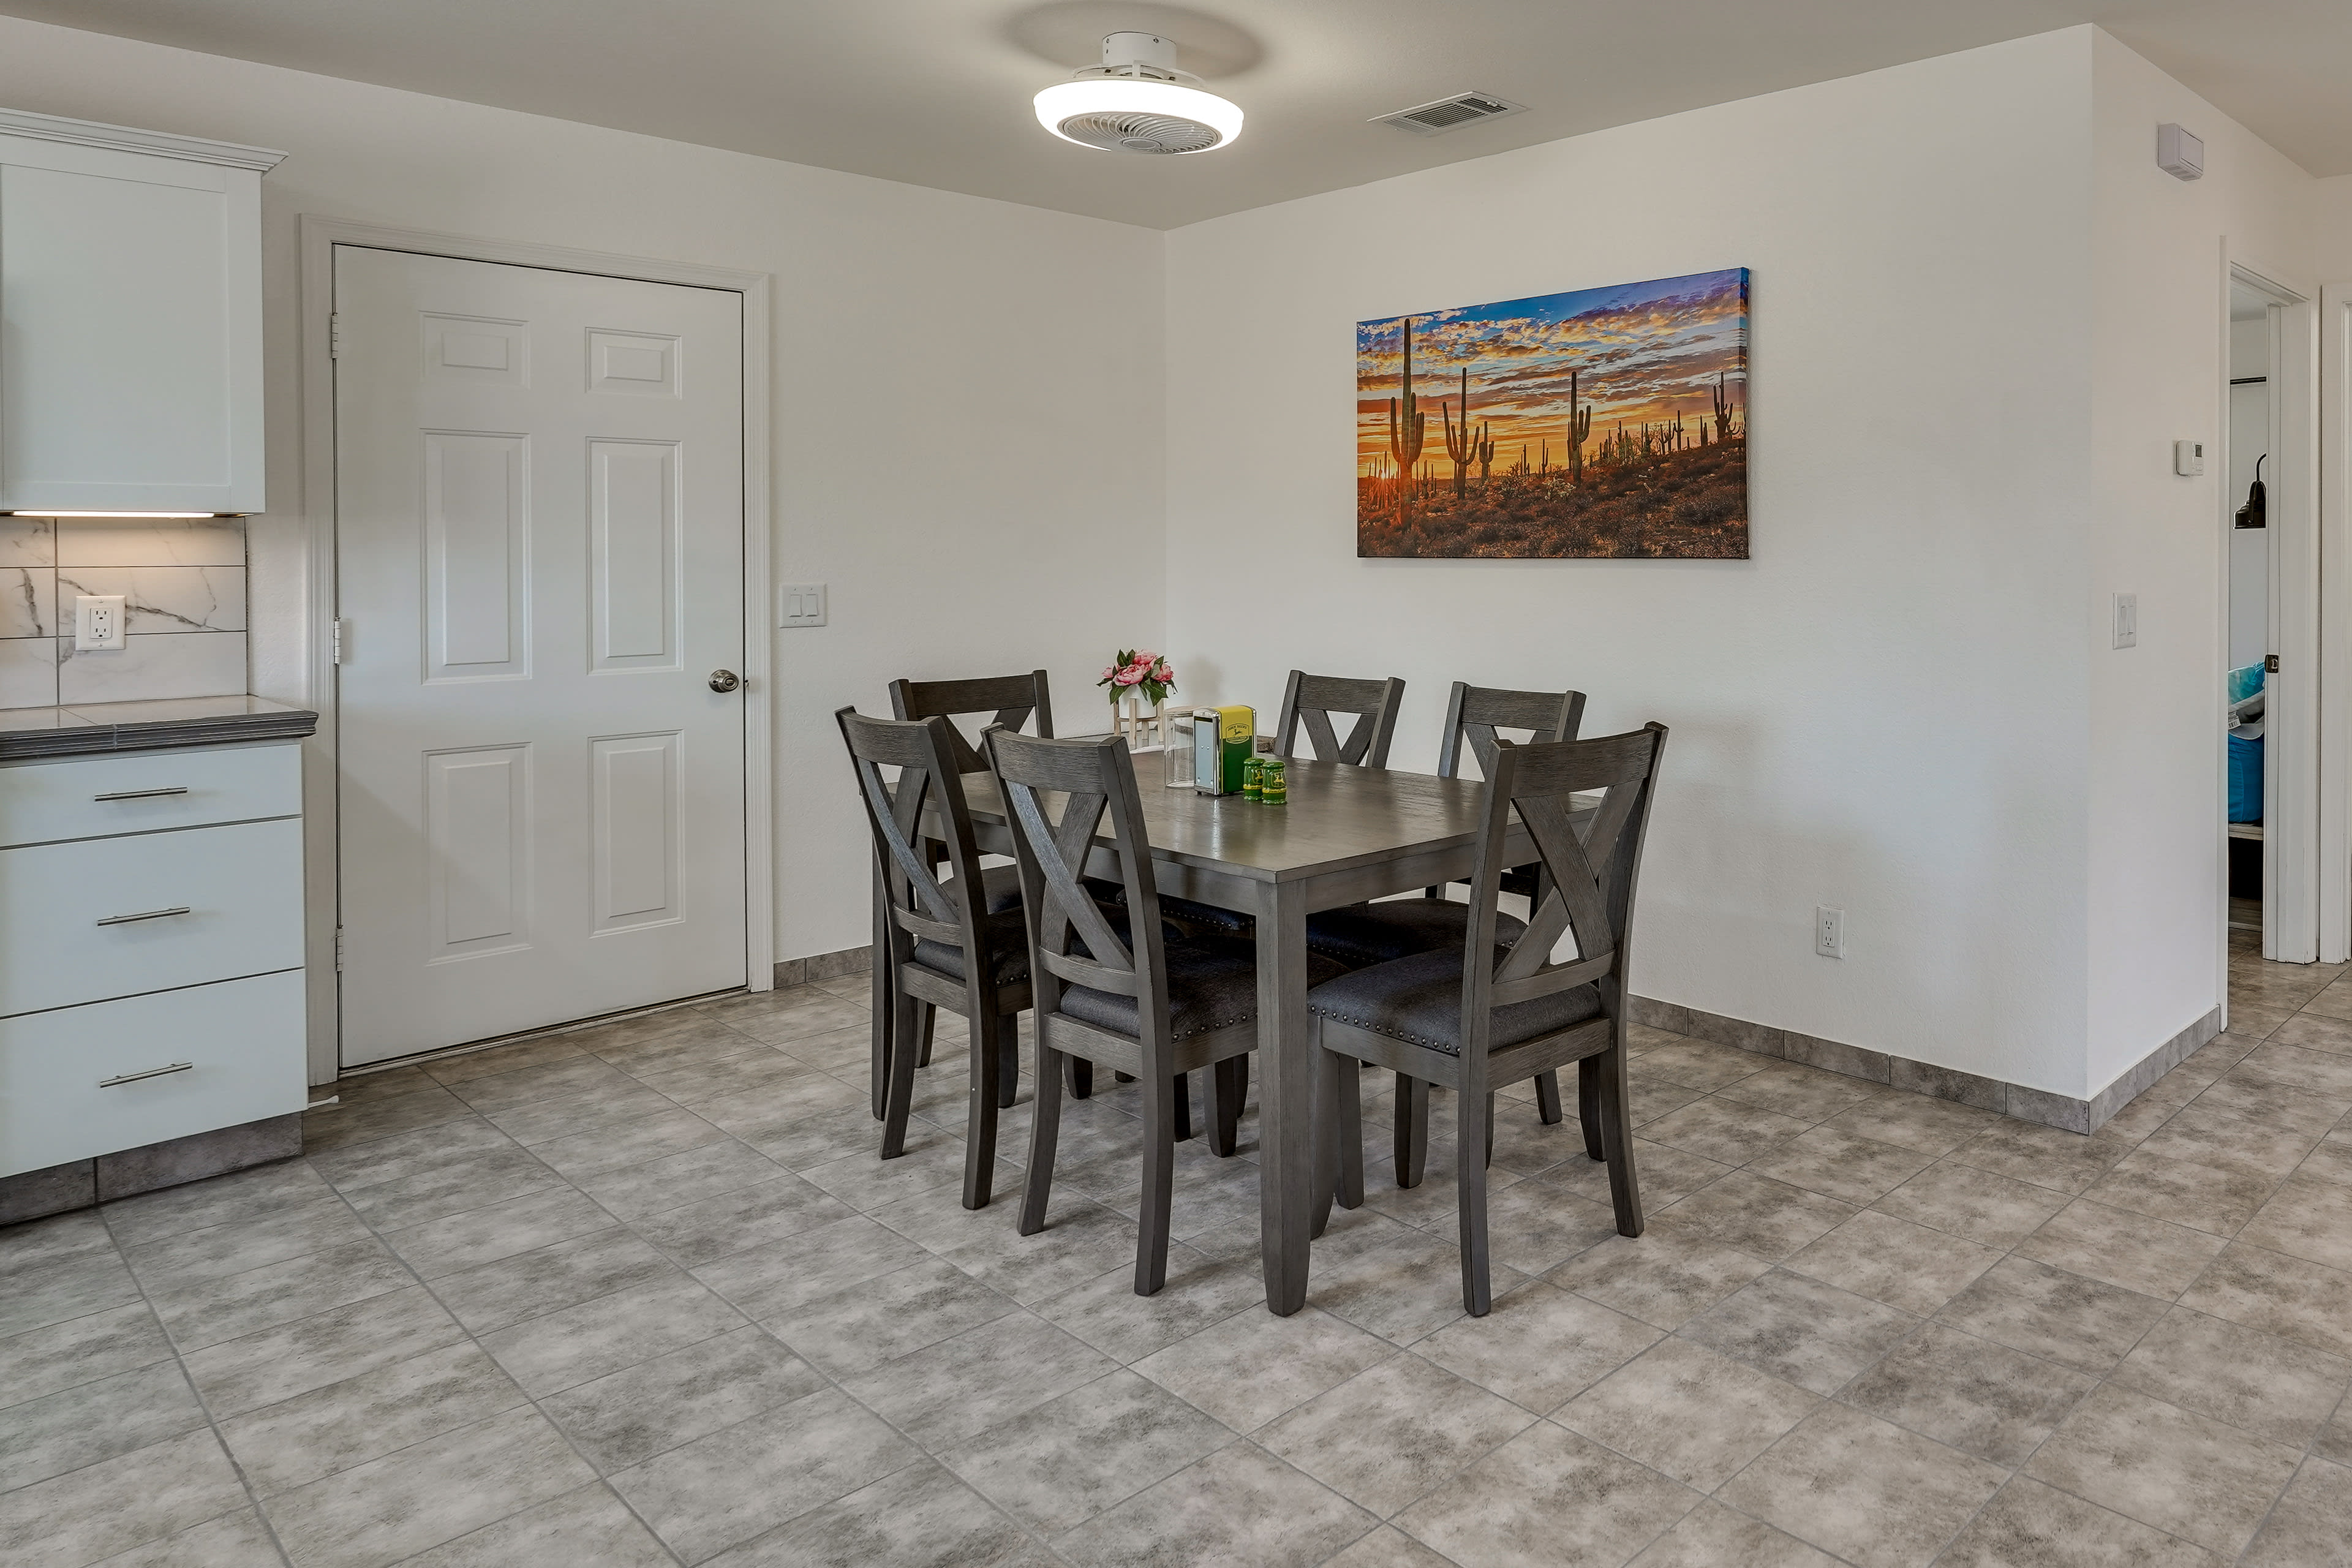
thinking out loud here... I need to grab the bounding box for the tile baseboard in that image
[0,1111,301,1225]
[1629,996,2222,1135]
[773,943,873,989]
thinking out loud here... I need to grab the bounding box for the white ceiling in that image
[6,0,2348,228]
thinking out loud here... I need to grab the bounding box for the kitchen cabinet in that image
[0,738,306,1180]
[0,108,282,515]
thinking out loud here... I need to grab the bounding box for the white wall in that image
[0,15,1165,967]
[2086,31,2313,1094]
[1166,33,2100,1095]
[2318,178,2352,279]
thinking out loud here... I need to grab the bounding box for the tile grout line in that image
[93,1206,301,1568]
[312,1145,699,1566]
[14,965,2343,1566]
[342,1002,1079,1566]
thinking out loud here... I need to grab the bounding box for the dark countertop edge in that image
[0,709,319,761]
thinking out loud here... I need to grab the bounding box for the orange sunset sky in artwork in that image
[1357,270,1748,475]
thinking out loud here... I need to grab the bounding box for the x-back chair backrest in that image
[1461,725,1668,1039]
[889,670,1054,777]
[1436,682,1589,782]
[835,707,992,980]
[984,729,1172,1047]
[1276,670,1406,769]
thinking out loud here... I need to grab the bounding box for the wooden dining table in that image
[947,747,1540,1316]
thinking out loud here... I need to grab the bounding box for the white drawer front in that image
[0,742,301,849]
[0,817,303,1017]
[1,970,306,1177]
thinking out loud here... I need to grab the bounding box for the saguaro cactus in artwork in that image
[1713,372,1739,443]
[1387,318,1427,525]
[1565,368,1593,483]
[1475,424,1494,487]
[1442,368,1482,498]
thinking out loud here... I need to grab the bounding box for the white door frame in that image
[296,214,775,1085]
[2321,281,2352,963]
[2228,257,2319,965]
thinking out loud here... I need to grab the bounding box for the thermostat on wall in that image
[2174,439,2204,477]
[2157,123,2203,181]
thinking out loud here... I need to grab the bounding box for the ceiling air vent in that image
[1371,91,1527,137]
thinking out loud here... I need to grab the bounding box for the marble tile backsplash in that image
[0,518,247,708]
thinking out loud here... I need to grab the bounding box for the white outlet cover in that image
[74,594,126,651]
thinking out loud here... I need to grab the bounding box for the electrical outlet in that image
[1815,905,1845,959]
[778,582,827,628]
[74,594,126,651]
[2113,592,2138,649]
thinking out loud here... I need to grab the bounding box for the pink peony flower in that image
[1150,660,1174,682]
[1114,666,1144,686]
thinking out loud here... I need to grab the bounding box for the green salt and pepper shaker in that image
[1261,757,1286,805]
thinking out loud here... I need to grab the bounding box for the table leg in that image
[1255,880,1312,1315]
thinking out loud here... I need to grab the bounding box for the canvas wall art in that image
[1357,268,1748,559]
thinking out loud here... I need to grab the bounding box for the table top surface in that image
[957,753,1520,885]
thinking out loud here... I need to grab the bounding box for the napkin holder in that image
[1193,705,1256,796]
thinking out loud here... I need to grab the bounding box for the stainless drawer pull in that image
[92,787,190,802]
[99,1062,195,1088]
[96,906,192,927]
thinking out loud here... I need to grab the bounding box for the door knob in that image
[709,669,741,693]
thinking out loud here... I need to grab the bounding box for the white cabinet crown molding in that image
[0,105,285,172]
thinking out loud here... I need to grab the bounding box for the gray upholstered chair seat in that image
[1060,937,1346,1042]
[1307,947,1603,1057]
[910,907,1031,986]
[915,899,1146,986]
[1304,899,1527,971]
[940,862,1025,915]
[1128,889,1253,939]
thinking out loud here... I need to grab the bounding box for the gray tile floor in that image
[5,941,2351,1566]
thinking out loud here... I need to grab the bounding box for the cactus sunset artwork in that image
[1357,268,1748,559]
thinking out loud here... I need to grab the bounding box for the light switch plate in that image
[74,594,126,650]
[778,583,827,628]
[2113,592,2138,649]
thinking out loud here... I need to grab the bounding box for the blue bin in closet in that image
[2230,733,2263,823]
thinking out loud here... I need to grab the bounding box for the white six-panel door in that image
[334,246,747,1067]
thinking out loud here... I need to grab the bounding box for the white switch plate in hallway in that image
[2113,592,2138,649]
[74,594,126,650]
[1816,905,1844,958]
[778,583,827,628]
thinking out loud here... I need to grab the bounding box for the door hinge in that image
[334,929,345,972]
[2267,654,2280,673]
[329,312,344,358]
[331,619,350,665]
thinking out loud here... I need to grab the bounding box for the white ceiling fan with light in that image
[1033,30,1242,156]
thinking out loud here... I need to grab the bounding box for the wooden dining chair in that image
[1308,723,1667,1314]
[1152,668,1411,953]
[1310,682,1589,1170]
[1275,669,1406,768]
[988,728,1340,1293]
[837,707,1030,1210]
[864,671,1053,1117]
